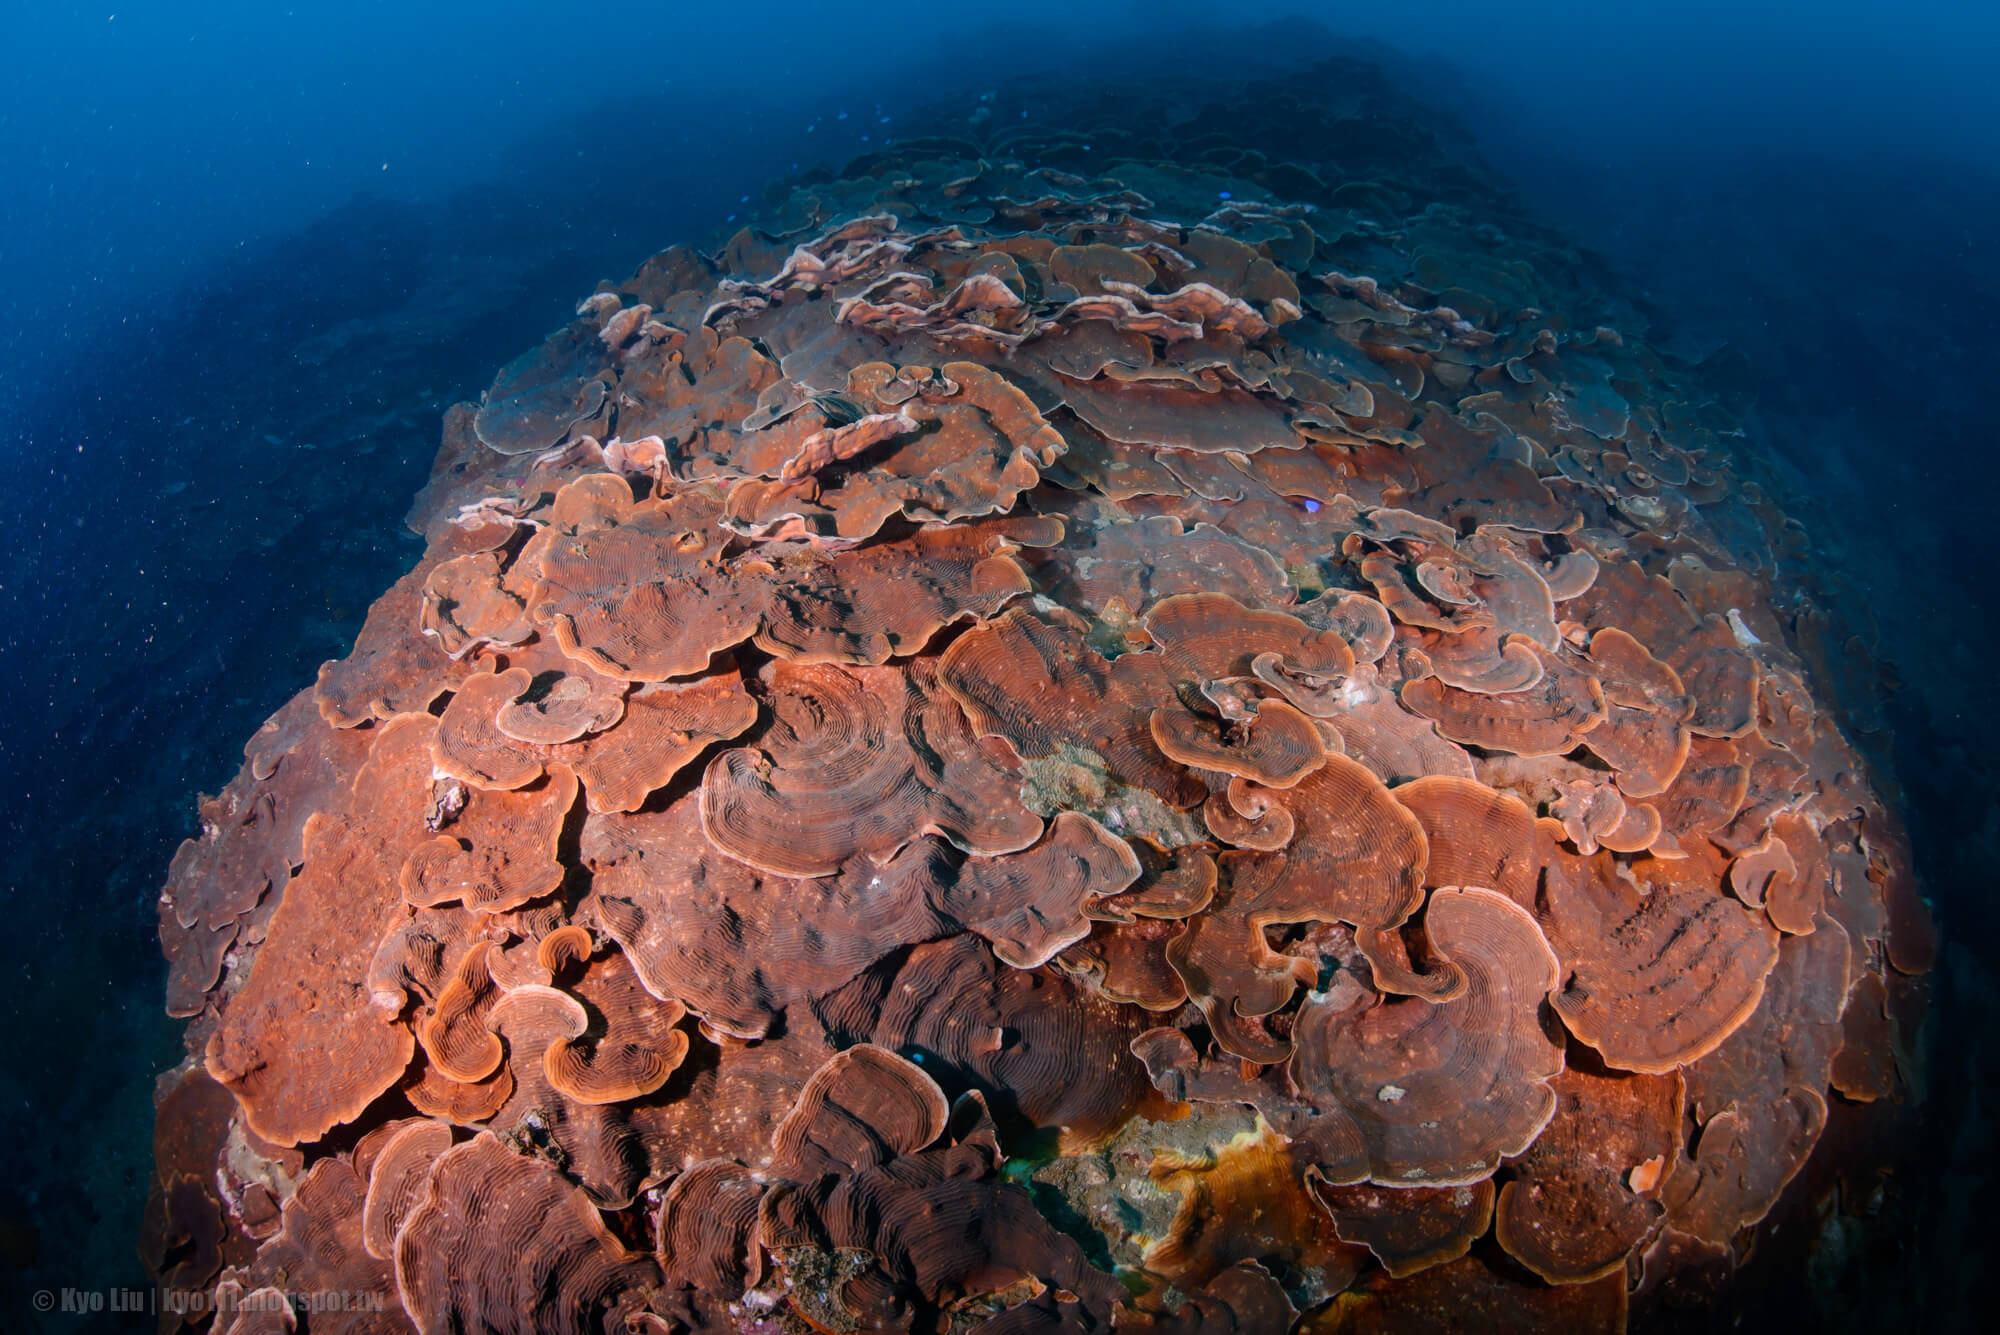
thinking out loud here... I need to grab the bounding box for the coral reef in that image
[147,59,1933,1334]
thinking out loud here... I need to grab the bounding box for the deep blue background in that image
[2,1,1994,1323]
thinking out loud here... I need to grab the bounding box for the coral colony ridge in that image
[145,61,1932,1335]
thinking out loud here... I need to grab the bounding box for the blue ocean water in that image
[1,1,1995,1328]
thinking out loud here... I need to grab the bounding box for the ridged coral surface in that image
[146,64,1933,1335]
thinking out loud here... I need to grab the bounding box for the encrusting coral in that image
[146,54,1934,1335]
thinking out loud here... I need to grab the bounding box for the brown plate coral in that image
[147,61,1934,1335]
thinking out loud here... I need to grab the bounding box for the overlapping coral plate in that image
[145,66,1934,1335]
